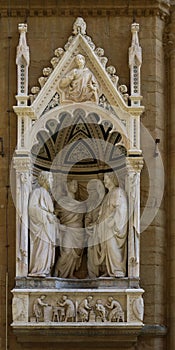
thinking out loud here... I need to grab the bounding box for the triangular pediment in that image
[29,17,132,121]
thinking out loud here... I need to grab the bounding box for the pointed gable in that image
[29,17,134,120]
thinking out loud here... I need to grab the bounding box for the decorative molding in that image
[0,2,170,21]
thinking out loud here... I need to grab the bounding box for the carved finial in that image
[16,23,30,106]
[72,17,87,35]
[129,22,142,107]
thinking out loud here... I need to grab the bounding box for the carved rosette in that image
[12,293,29,323]
[127,294,144,323]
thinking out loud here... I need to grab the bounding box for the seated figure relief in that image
[58,54,99,103]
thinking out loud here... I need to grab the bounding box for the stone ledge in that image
[12,324,167,346]
[141,324,167,336]
[12,324,143,346]
[15,276,140,289]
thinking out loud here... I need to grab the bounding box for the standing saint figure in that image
[28,171,59,277]
[95,172,128,278]
[58,54,99,103]
[85,179,105,278]
[54,180,85,278]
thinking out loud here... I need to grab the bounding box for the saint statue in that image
[28,171,59,277]
[58,54,99,103]
[85,179,105,278]
[54,180,85,278]
[93,172,128,278]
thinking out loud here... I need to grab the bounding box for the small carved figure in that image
[105,296,124,322]
[118,84,129,104]
[95,47,108,68]
[51,48,64,68]
[58,54,99,103]
[33,295,48,322]
[95,299,106,322]
[57,295,75,322]
[28,171,59,277]
[78,296,93,322]
[94,172,128,278]
[54,180,85,278]
[106,66,119,88]
[38,67,53,88]
[29,86,40,104]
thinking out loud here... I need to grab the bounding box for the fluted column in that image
[126,157,144,278]
[13,157,32,276]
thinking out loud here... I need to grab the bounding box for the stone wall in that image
[0,1,172,349]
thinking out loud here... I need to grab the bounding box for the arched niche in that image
[12,17,144,341]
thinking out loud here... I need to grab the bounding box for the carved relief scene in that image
[12,16,144,333]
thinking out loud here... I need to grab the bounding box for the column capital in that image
[126,157,144,173]
[13,156,32,172]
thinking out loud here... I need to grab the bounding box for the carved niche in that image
[12,17,144,345]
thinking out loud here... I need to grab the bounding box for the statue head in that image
[104,172,119,189]
[62,295,68,301]
[74,54,86,68]
[67,179,78,194]
[38,171,53,191]
[107,296,113,303]
[87,296,93,302]
[87,179,105,209]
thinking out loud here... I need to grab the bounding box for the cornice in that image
[0,1,170,20]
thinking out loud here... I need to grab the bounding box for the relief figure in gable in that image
[58,54,99,103]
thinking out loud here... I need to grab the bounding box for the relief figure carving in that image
[105,296,124,322]
[58,54,99,103]
[57,295,75,322]
[78,296,93,322]
[33,295,48,322]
